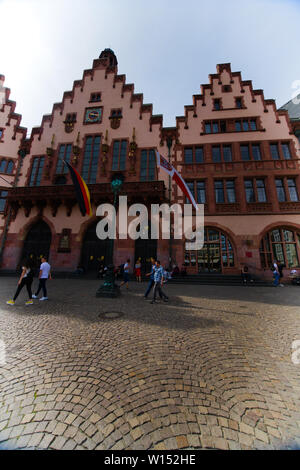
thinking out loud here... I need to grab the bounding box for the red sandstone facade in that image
[1,50,300,279]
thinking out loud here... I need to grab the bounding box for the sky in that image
[1,0,300,134]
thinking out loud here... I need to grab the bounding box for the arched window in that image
[260,227,300,269]
[185,228,234,273]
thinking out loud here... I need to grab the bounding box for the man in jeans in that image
[151,260,168,304]
[32,257,51,301]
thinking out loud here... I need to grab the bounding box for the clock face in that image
[84,107,102,123]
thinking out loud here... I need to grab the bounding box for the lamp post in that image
[96,175,123,298]
[166,136,173,270]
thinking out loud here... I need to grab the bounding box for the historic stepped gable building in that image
[0,75,27,264]
[1,49,300,278]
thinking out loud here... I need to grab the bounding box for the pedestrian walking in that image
[144,258,157,299]
[120,259,130,290]
[135,258,142,283]
[6,258,35,306]
[32,257,51,300]
[272,260,280,287]
[277,260,284,287]
[151,260,169,304]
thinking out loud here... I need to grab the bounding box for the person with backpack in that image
[6,258,35,306]
[151,260,169,304]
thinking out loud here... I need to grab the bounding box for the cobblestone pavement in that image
[0,277,300,450]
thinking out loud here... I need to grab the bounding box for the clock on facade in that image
[84,107,102,124]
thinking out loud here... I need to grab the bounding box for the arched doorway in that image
[21,220,52,268]
[260,226,300,269]
[80,222,111,272]
[184,227,234,273]
[134,221,157,274]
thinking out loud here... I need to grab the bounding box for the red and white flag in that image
[155,151,199,211]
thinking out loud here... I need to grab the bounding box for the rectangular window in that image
[235,120,242,132]
[242,120,249,131]
[223,145,232,162]
[112,140,127,171]
[220,120,226,133]
[212,146,221,162]
[82,135,101,184]
[215,181,225,203]
[140,149,156,181]
[270,143,280,160]
[276,179,286,202]
[245,180,255,203]
[256,179,267,202]
[214,99,221,110]
[29,157,45,187]
[282,143,291,160]
[56,144,72,174]
[90,92,101,102]
[184,146,204,164]
[195,147,204,163]
[212,121,219,133]
[0,190,8,212]
[205,123,211,134]
[287,178,299,201]
[226,180,236,203]
[252,144,261,161]
[235,98,242,109]
[250,119,257,131]
[196,181,206,203]
[240,144,250,161]
[184,148,193,164]
[186,182,195,204]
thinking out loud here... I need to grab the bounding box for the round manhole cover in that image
[99,311,124,320]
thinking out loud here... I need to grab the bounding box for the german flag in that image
[64,161,92,216]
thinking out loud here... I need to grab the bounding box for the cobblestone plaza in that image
[0,277,300,450]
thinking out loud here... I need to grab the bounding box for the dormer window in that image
[222,85,232,93]
[110,109,122,118]
[235,98,242,109]
[65,113,76,123]
[90,92,101,102]
[214,99,221,110]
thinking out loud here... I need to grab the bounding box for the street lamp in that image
[166,137,173,270]
[96,175,123,298]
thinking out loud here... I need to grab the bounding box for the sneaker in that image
[39,297,48,301]
[163,298,168,302]
[32,295,38,299]
[25,300,33,305]
[6,300,15,305]
[150,300,156,304]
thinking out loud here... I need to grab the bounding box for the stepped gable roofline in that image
[175,62,289,128]
[0,75,27,140]
[27,50,163,141]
